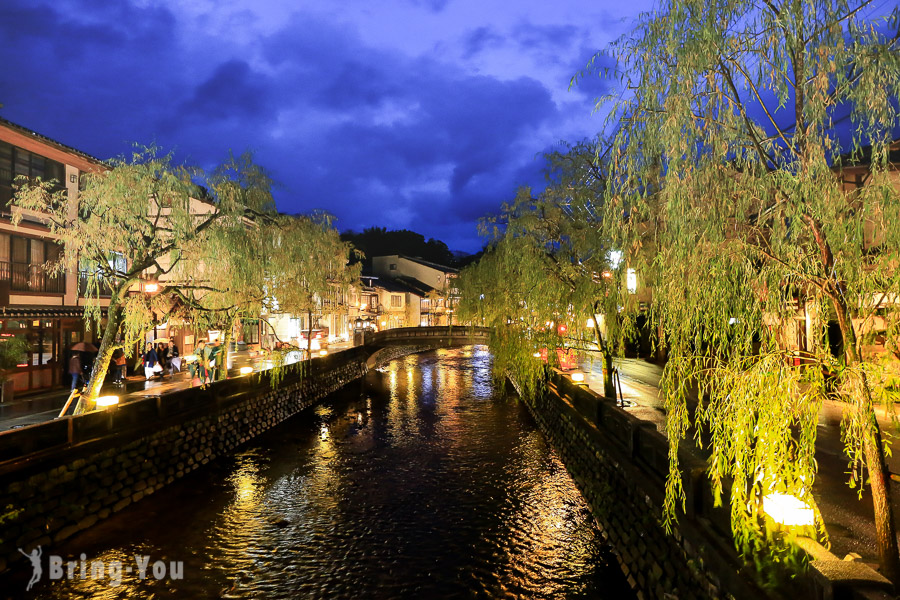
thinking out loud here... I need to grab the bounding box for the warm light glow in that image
[532,352,542,358]
[143,282,159,293]
[239,366,253,375]
[208,330,221,342]
[319,350,328,356]
[381,321,386,326]
[95,395,120,407]
[586,318,595,329]
[626,268,637,294]
[570,372,585,383]
[762,492,815,527]
[601,271,612,279]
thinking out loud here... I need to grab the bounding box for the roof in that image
[0,306,101,318]
[393,275,436,296]
[375,277,427,296]
[838,140,900,171]
[0,117,105,166]
[397,254,459,274]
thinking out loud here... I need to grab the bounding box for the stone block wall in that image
[515,373,894,600]
[0,348,369,575]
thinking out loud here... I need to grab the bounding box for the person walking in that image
[68,352,82,391]
[143,342,160,380]
[170,342,181,374]
[113,350,127,384]
[193,340,210,384]
[157,342,170,376]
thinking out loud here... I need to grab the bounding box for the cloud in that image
[461,26,505,58]
[0,0,601,252]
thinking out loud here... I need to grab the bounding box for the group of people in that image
[142,340,180,380]
[67,338,221,390]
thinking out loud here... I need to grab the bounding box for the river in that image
[25,346,633,599]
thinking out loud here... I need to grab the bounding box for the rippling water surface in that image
[27,346,633,599]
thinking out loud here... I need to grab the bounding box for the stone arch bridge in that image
[360,326,492,369]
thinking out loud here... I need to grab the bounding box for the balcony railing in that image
[0,261,66,294]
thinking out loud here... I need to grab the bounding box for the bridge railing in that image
[367,326,491,345]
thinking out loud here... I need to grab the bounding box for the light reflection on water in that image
[24,345,632,600]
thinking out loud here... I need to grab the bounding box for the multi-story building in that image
[0,118,105,395]
[371,255,459,326]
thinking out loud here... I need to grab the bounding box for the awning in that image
[0,306,103,319]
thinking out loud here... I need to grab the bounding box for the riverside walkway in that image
[581,356,900,575]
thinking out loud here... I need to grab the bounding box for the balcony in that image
[0,261,66,294]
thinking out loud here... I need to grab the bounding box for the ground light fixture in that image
[239,366,253,375]
[762,492,815,527]
[319,350,328,356]
[95,395,120,408]
[569,372,586,384]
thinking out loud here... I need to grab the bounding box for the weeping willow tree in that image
[171,152,278,380]
[456,141,632,399]
[12,146,275,409]
[585,0,900,581]
[267,212,360,360]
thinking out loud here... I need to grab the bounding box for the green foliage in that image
[267,212,361,366]
[0,336,28,382]
[456,141,632,397]
[11,145,279,402]
[587,0,900,579]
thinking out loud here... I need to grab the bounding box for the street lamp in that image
[762,492,815,527]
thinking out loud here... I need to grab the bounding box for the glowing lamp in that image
[532,352,542,358]
[143,282,159,293]
[586,318,595,328]
[570,372,585,383]
[319,349,328,356]
[239,366,253,375]
[762,492,815,527]
[95,395,120,408]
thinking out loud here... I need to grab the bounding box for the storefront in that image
[0,308,88,395]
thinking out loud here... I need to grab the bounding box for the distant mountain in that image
[341,227,457,269]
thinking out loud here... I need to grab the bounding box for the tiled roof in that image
[0,117,105,165]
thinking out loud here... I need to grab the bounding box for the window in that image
[389,263,397,270]
[241,320,260,344]
[0,234,64,293]
[0,141,66,209]
[391,294,402,308]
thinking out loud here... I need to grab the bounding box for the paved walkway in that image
[0,341,356,432]
[578,356,900,571]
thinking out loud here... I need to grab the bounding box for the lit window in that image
[626,269,637,294]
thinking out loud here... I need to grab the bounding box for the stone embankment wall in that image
[0,348,379,574]
[513,373,894,600]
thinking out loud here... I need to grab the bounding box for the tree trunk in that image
[834,297,900,585]
[592,318,616,399]
[76,296,123,413]
[218,315,235,381]
[307,309,313,361]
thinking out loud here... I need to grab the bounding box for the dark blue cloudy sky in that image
[0,0,653,253]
